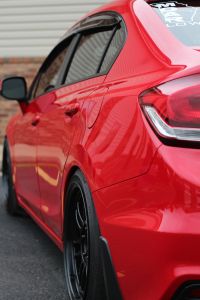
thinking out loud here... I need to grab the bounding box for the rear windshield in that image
[150,1,200,47]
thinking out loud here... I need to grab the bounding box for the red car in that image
[1,0,200,299]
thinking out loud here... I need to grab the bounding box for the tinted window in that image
[65,30,113,84]
[150,1,200,47]
[100,27,125,73]
[34,45,68,97]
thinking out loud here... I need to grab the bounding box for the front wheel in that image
[64,170,104,300]
[2,139,22,216]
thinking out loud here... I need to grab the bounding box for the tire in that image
[2,139,23,216]
[64,170,105,300]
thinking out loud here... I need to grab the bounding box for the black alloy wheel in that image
[64,170,104,300]
[66,185,89,298]
[2,138,23,216]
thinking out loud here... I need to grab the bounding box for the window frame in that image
[28,35,76,100]
[28,11,127,101]
[63,26,119,86]
[60,12,127,87]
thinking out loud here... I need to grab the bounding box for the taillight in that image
[139,74,200,144]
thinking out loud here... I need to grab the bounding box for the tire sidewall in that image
[2,139,19,215]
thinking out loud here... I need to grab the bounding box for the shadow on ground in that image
[0,178,67,300]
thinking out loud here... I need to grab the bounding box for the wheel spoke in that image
[80,261,87,290]
[78,260,84,279]
[75,201,85,230]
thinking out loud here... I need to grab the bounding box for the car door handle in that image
[31,115,40,126]
[64,103,80,117]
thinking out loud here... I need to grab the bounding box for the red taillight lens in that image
[140,75,200,143]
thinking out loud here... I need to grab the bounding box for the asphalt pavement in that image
[0,178,68,300]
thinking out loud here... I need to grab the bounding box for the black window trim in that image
[58,12,127,88]
[28,11,127,101]
[57,33,81,86]
[97,24,119,73]
[62,24,122,86]
[65,11,122,39]
[28,35,75,100]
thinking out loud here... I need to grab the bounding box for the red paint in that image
[5,0,200,299]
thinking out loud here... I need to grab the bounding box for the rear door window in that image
[65,30,113,84]
[150,1,200,47]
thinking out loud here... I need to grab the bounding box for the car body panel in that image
[37,76,106,236]
[13,103,41,216]
[93,141,200,300]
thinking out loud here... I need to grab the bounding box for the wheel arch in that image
[61,164,123,300]
[61,145,99,239]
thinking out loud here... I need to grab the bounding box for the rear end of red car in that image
[136,1,200,298]
[94,1,200,299]
[142,3,200,297]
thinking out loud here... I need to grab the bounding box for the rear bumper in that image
[93,144,200,300]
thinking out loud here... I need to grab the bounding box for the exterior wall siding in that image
[0,0,107,57]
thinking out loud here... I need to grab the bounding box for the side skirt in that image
[18,196,63,251]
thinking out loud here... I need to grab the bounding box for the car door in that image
[13,101,40,215]
[37,25,119,237]
[13,37,71,217]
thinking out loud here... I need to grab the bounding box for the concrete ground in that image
[0,178,68,300]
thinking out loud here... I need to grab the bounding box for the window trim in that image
[63,26,121,86]
[59,12,127,88]
[97,24,119,73]
[28,36,74,100]
[28,11,127,101]
[57,33,81,86]
[65,11,122,39]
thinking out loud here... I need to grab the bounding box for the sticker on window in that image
[150,1,200,46]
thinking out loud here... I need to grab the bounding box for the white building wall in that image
[0,0,108,57]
